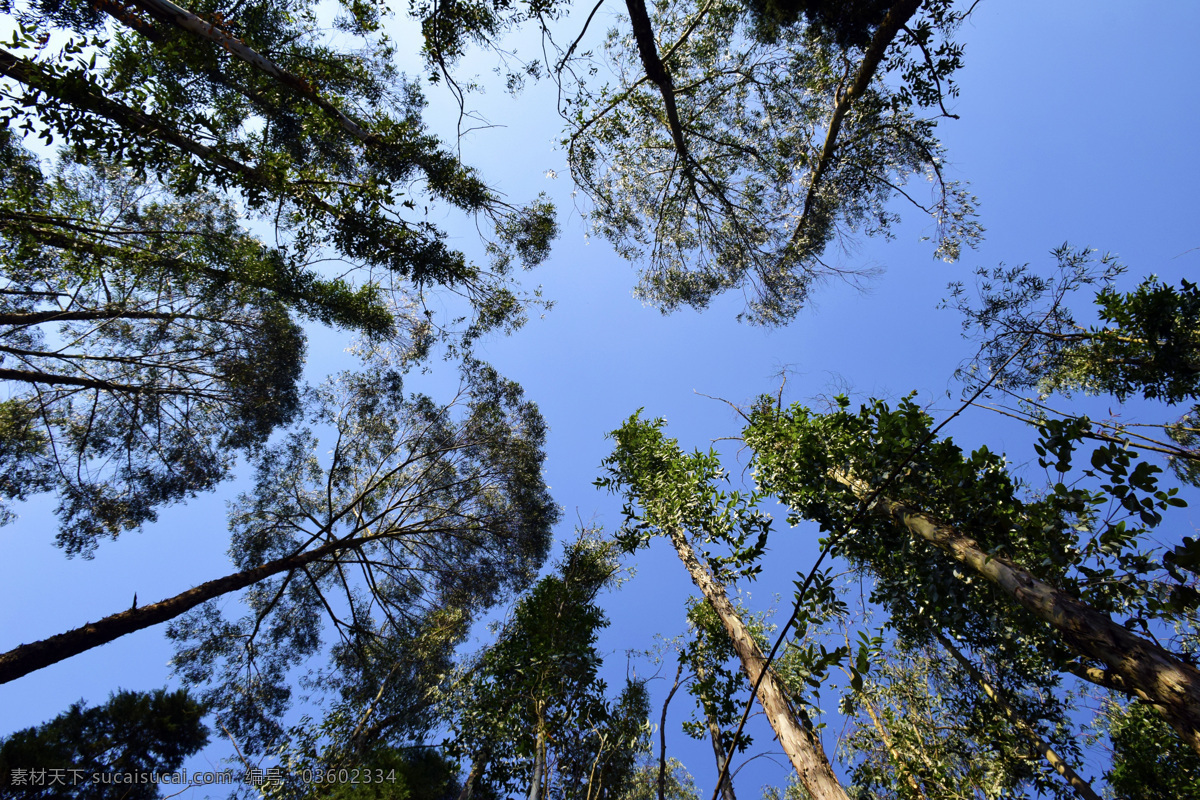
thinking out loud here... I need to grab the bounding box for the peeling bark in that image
[834,470,1200,755]
[662,525,850,800]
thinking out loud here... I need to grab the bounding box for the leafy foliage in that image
[0,0,559,545]
[617,757,699,800]
[947,244,1200,405]
[597,413,771,582]
[168,355,557,754]
[746,394,1194,663]
[0,687,208,799]
[566,0,979,323]
[0,152,325,551]
[0,0,555,307]
[679,598,754,756]
[742,0,893,48]
[443,533,650,800]
[1101,699,1200,800]
[837,641,1082,800]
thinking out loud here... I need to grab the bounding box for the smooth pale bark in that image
[834,470,1200,755]
[0,534,375,683]
[1064,662,1164,710]
[934,632,1102,800]
[662,525,850,800]
[527,725,546,800]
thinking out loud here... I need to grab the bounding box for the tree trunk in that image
[528,725,547,800]
[858,695,927,800]
[125,0,380,145]
[456,754,486,800]
[834,470,1200,755]
[693,663,738,800]
[790,0,922,254]
[0,533,375,683]
[934,632,1102,800]
[705,707,738,800]
[662,526,851,800]
[659,661,684,800]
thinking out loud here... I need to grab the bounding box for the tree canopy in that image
[0,0,557,547]
[1,1,1197,799]
[0,687,208,799]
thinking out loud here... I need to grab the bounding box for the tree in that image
[618,757,699,800]
[562,0,979,323]
[0,687,208,799]
[0,146,379,552]
[743,393,1200,755]
[0,0,556,546]
[1099,697,1200,800]
[947,245,1200,486]
[679,598,756,800]
[839,640,1013,800]
[598,416,851,800]
[932,632,1100,800]
[442,533,651,800]
[832,630,1099,800]
[0,352,557,760]
[405,0,978,323]
[1,0,554,307]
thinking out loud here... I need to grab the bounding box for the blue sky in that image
[2,0,1199,796]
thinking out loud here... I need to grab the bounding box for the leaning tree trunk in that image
[933,632,1102,800]
[834,470,1200,756]
[706,710,738,800]
[857,695,928,800]
[663,525,851,800]
[457,755,487,800]
[0,533,377,683]
[695,664,738,800]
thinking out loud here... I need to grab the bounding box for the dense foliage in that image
[0,688,208,799]
[1,1,1196,798]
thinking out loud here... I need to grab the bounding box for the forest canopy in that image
[1,1,1197,799]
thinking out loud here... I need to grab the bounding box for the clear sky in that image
[2,1,1199,796]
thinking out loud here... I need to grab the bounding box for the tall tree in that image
[1099,696,1200,800]
[0,352,557,761]
[442,533,651,800]
[948,245,1200,487]
[835,632,1098,800]
[562,0,978,323]
[743,393,1200,754]
[598,416,852,800]
[679,598,755,800]
[0,687,208,799]
[406,0,979,323]
[0,146,385,551]
[0,0,556,545]
[618,757,699,800]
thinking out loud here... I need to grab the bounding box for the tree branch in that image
[787,0,922,258]
[0,533,380,683]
